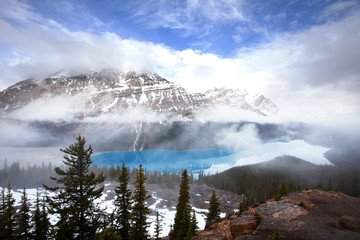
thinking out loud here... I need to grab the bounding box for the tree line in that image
[1,184,49,239]
[0,161,195,189]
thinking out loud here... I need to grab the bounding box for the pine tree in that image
[33,190,43,240]
[254,212,262,225]
[108,211,116,228]
[0,187,6,239]
[40,197,50,239]
[2,183,16,239]
[95,227,122,240]
[267,227,284,240]
[237,201,246,216]
[278,183,287,197]
[130,164,151,240]
[171,169,191,240]
[154,211,162,240]
[33,191,49,240]
[168,224,174,238]
[206,191,221,227]
[274,183,287,201]
[16,188,32,239]
[44,136,106,240]
[115,162,132,240]
[186,210,198,239]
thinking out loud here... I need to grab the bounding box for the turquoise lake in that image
[91,140,332,173]
[91,148,238,172]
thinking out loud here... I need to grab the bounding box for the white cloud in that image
[216,124,261,150]
[0,0,360,131]
[196,105,269,123]
[84,108,166,124]
[0,119,43,146]
[319,0,359,21]
[0,0,42,24]
[9,94,88,122]
[129,0,248,35]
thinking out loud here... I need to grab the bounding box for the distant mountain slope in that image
[200,155,360,204]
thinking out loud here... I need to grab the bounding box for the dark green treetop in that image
[205,191,221,227]
[114,162,132,240]
[267,227,284,240]
[130,164,151,240]
[16,188,32,239]
[2,183,16,239]
[186,210,198,240]
[170,169,192,240]
[44,136,106,240]
[154,211,162,240]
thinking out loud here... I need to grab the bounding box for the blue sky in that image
[10,0,357,56]
[0,0,360,129]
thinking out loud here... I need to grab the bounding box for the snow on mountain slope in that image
[0,69,278,120]
[204,88,278,115]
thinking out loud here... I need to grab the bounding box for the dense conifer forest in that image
[199,156,360,205]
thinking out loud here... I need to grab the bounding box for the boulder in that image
[230,211,258,238]
[339,215,360,232]
[194,219,232,240]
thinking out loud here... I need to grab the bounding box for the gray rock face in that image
[255,201,308,232]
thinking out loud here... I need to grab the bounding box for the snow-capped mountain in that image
[203,88,278,115]
[0,69,206,117]
[0,69,279,150]
[0,69,277,118]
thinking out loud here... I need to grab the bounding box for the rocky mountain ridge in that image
[0,69,278,118]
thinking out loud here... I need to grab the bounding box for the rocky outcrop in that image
[193,220,232,240]
[339,215,360,232]
[193,190,360,240]
[230,212,258,237]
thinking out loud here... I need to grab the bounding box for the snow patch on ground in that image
[10,187,216,238]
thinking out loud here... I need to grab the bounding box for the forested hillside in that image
[199,156,360,205]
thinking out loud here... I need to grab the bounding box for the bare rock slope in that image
[193,190,360,240]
